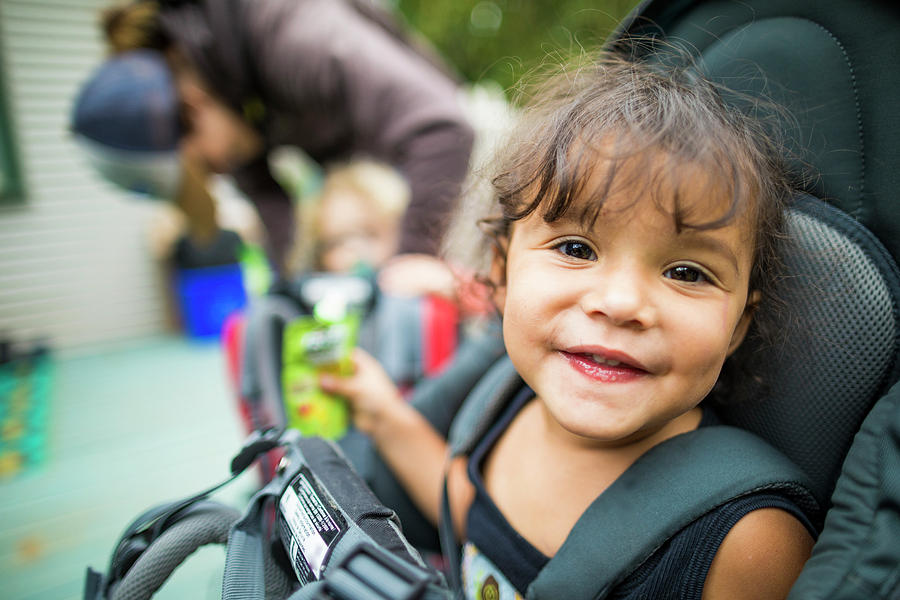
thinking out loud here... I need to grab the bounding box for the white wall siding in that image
[0,0,171,353]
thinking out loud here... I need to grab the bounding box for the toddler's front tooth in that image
[590,354,621,366]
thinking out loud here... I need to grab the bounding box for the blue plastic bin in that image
[174,263,248,339]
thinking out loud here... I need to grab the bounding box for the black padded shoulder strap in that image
[439,355,521,594]
[526,426,820,600]
[446,355,523,456]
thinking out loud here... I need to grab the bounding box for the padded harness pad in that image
[719,195,900,505]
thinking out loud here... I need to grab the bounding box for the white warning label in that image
[278,467,346,584]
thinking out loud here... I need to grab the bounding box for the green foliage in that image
[395,0,641,99]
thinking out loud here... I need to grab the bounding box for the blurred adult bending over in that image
[72,0,474,280]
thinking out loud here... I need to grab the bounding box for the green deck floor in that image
[0,336,260,600]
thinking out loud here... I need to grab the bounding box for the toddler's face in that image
[315,191,399,273]
[492,172,757,446]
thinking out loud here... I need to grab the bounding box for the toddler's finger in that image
[318,372,344,394]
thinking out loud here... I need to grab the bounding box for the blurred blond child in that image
[289,160,408,275]
[290,160,482,308]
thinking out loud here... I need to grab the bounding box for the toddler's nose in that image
[580,265,655,328]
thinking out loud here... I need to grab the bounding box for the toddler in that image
[321,50,815,599]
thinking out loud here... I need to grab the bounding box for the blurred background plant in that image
[394,0,641,99]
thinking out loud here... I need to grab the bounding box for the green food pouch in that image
[281,295,360,439]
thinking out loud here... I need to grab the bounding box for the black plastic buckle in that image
[323,542,437,600]
[230,426,285,475]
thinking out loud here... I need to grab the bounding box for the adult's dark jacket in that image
[158,0,475,264]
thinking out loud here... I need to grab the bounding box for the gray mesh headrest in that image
[717,194,900,506]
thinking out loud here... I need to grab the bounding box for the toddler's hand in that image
[378,253,457,299]
[318,348,404,436]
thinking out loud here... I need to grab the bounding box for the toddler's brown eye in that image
[665,265,706,283]
[558,241,596,261]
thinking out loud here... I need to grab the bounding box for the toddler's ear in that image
[727,290,761,356]
[489,240,508,314]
